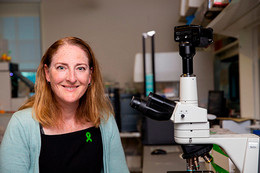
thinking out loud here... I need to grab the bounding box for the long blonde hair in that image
[20,37,113,128]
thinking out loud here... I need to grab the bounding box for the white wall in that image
[40,0,184,87]
[194,51,214,107]
[0,2,39,16]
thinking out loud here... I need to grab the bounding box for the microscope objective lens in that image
[202,153,213,163]
[186,158,195,171]
[193,156,200,170]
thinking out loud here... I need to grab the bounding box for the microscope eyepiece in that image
[130,93,176,121]
[130,96,141,109]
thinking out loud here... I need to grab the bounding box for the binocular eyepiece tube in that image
[130,92,176,121]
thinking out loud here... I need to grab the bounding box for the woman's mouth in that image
[62,85,79,91]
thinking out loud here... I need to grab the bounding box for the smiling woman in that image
[26,37,108,130]
[0,37,130,173]
[44,45,92,111]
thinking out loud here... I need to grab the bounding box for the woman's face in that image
[44,44,91,106]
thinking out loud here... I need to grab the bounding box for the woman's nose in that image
[66,70,77,83]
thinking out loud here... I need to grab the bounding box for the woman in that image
[0,37,129,173]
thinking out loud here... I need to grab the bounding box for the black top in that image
[39,126,103,173]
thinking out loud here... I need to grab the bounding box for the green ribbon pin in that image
[86,132,92,142]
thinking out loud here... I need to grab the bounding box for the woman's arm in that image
[107,116,130,173]
[0,114,31,173]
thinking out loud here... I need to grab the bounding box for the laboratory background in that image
[0,0,260,172]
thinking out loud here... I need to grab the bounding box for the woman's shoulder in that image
[100,114,115,125]
[100,114,118,131]
[13,107,33,119]
[10,108,38,127]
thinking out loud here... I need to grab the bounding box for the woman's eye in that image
[57,66,65,70]
[77,67,86,71]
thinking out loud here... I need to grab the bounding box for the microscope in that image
[130,25,259,172]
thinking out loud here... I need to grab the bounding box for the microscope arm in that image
[172,102,260,173]
[175,134,259,172]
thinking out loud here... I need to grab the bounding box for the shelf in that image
[214,39,239,61]
[207,0,260,37]
[120,132,141,138]
[214,40,238,55]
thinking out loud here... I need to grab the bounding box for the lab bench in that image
[142,145,186,173]
[217,117,253,134]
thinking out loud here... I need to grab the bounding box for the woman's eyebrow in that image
[54,62,88,66]
[55,62,68,66]
[75,63,88,66]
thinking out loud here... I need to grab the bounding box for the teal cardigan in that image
[0,108,129,173]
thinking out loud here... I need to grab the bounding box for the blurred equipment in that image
[120,94,141,132]
[106,83,141,132]
[141,117,176,145]
[134,52,181,83]
[137,30,180,145]
[151,149,167,155]
[0,62,34,111]
[142,30,156,96]
[106,86,121,130]
[192,0,230,26]
[207,90,228,117]
[205,0,230,20]
[131,25,259,172]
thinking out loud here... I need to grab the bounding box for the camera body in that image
[174,25,213,47]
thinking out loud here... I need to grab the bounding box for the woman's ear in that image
[44,64,50,82]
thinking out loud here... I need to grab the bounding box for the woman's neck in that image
[42,119,94,135]
[42,103,94,135]
[60,105,77,122]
